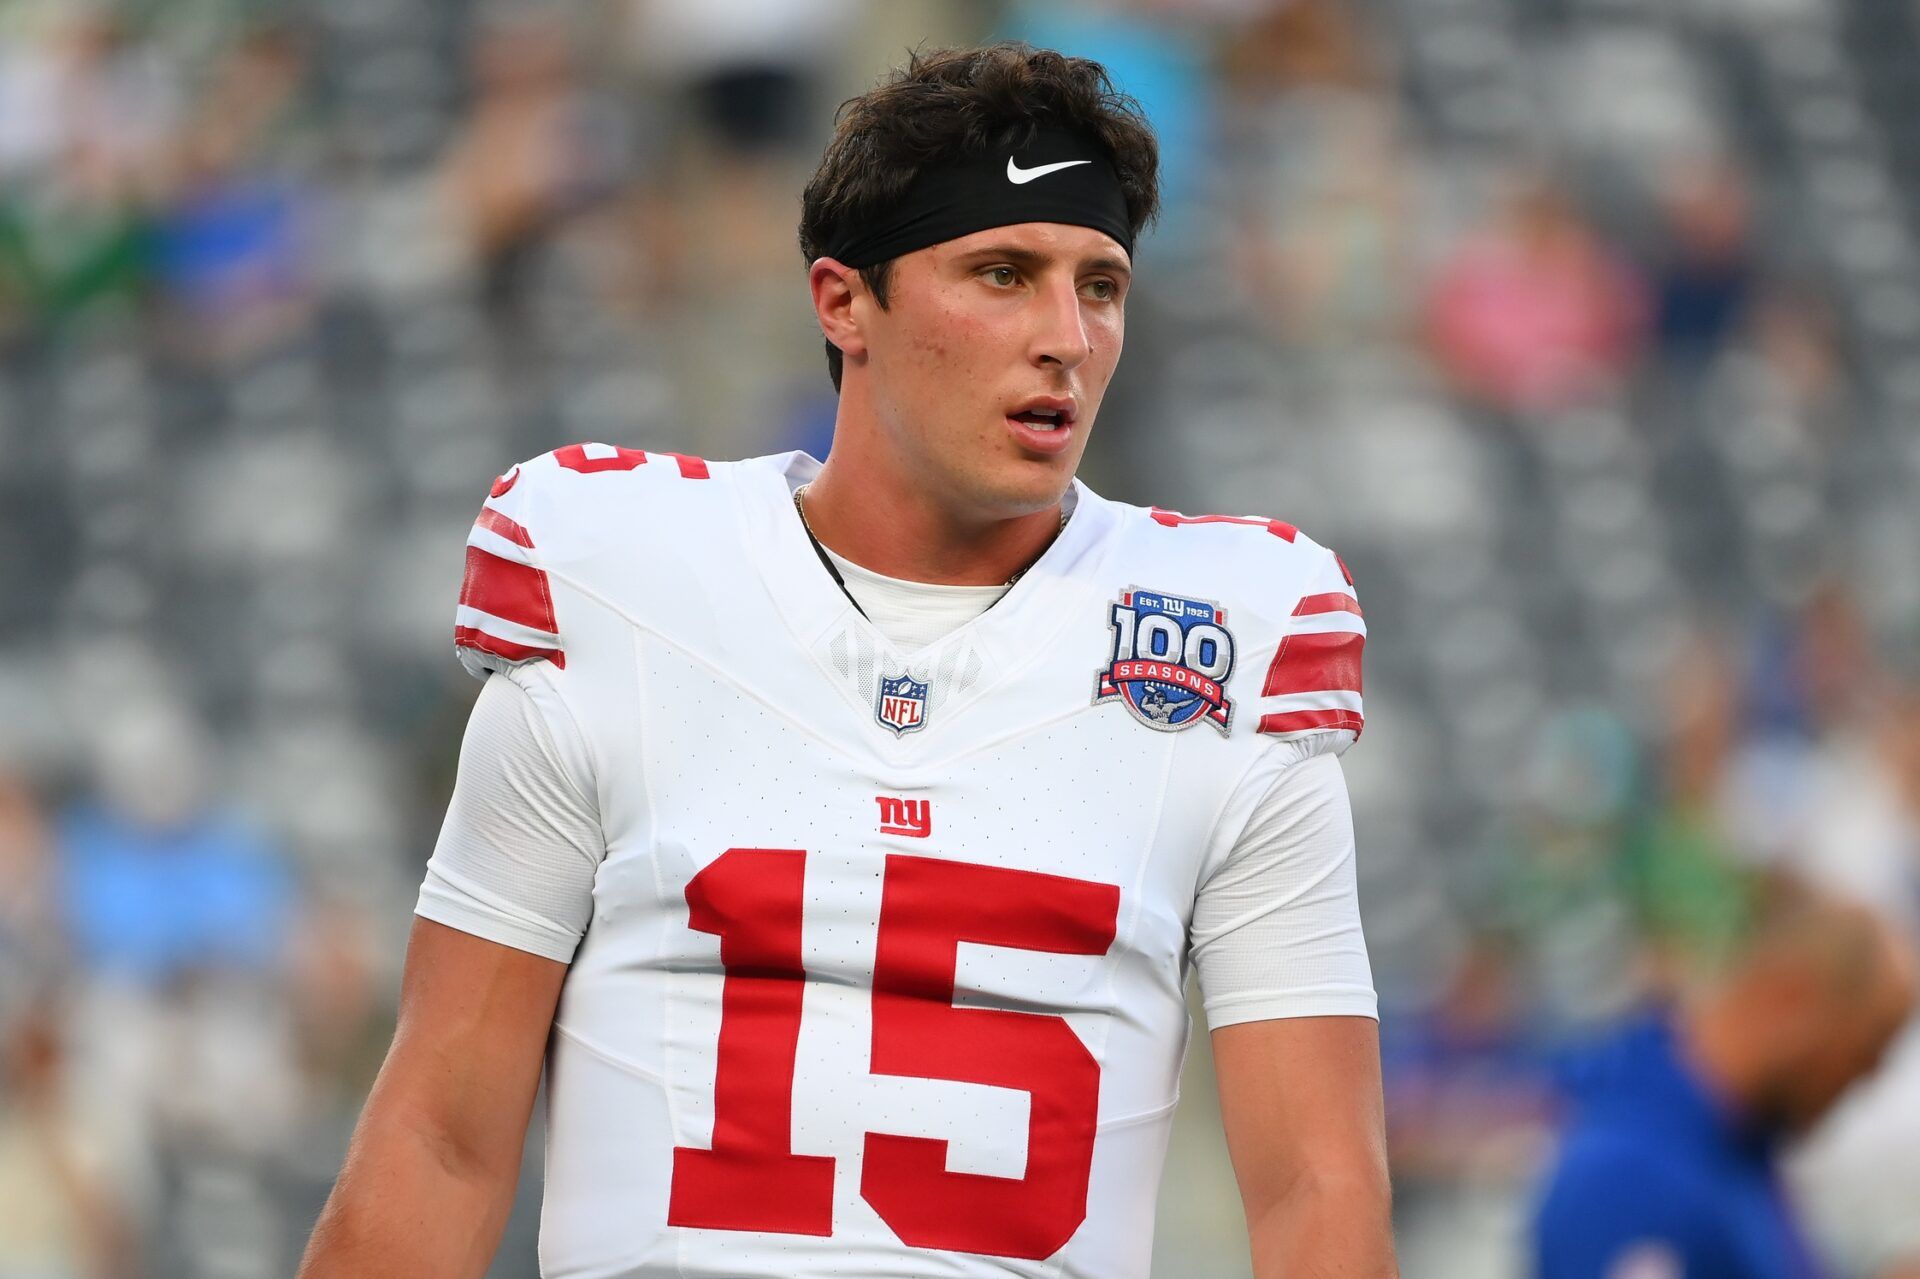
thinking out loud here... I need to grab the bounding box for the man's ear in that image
[809,258,868,364]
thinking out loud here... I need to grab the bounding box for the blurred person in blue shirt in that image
[55,699,294,990]
[1532,872,1916,1279]
[51,698,306,1272]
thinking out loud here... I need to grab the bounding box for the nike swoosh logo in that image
[1006,157,1092,184]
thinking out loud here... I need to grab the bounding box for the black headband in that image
[824,127,1133,269]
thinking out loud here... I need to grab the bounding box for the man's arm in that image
[1213,1015,1397,1278]
[297,918,566,1279]
[1188,747,1392,1273]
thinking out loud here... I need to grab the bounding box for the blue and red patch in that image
[1094,588,1236,734]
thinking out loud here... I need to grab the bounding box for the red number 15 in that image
[666,848,1121,1260]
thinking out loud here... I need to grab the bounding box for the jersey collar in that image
[738,451,1119,731]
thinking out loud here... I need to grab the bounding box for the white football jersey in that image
[442,443,1370,1278]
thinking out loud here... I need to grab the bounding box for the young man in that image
[300,42,1395,1279]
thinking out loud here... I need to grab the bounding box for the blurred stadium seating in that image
[1,1,1917,1275]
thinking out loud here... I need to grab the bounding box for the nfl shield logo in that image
[876,673,930,737]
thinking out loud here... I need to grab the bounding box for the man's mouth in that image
[1005,397,1078,455]
[1007,396,1078,432]
[1008,407,1069,431]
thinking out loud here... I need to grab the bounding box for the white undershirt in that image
[821,546,1008,654]
[806,486,1076,654]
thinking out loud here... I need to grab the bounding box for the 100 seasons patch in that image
[1094,588,1235,733]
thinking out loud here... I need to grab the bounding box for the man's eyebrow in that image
[957,244,1133,277]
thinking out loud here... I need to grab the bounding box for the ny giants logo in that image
[875,796,932,838]
[1094,587,1236,733]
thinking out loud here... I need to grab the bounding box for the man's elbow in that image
[1254,1157,1393,1222]
[1245,1160,1397,1277]
[376,1089,527,1191]
[1249,1132,1392,1214]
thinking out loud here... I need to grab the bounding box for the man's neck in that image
[800,457,1066,586]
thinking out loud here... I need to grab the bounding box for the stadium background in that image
[3,0,1919,1274]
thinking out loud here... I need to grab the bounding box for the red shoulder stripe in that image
[1147,508,1297,541]
[473,506,534,547]
[459,546,559,636]
[1261,630,1364,697]
[1257,708,1364,737]
[1293,591,1363,618]
[555,443,649,473]
[552,444,711,478]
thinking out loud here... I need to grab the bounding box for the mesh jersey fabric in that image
[416,663,602,963]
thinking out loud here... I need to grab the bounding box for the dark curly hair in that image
[799,42,1161,392]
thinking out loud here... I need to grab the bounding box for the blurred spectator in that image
[1003,0,1219,236]
[442,13,626,329]
[0,9,174,344]
[50,698,315,1271]
[1649,157,1757,373]
[55,701,294,990]
[1426,175,1648,415]
[637,0,853,157]
[14,10,180,192]
[1717,587,1886,868]
[150,23,319,362]
[1218,0,1414,348]
[1531,872,1918,1278]
[0,140,148,344]
[1385,941,1558,1183]
[1743,286,1844,425]
[1782,684,1920,1278]
[1783,580,1886,741]
[1222,0,1381,93]
[1468,707,1645,1032]
[1623,633,1751,988]
[622,0,858,296]
[0,770,60,990]
[0,993,137,1279]
[1385,942,1559,1277]
[629,0,856,155]
[286,894,385,1101]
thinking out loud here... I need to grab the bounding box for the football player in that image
[300,41,1395,1279]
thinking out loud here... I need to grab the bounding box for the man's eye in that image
[986,266,1017,286]
[1085,279,1116,300]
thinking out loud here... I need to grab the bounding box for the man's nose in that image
[1032,276,1091,370]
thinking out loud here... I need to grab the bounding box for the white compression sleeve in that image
[414,666,604,962]
[1190,752,1377,1028]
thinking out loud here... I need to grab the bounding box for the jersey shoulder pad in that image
[1127,504,1366,755]
[1252,528,1364,754]
[453,442,715,679]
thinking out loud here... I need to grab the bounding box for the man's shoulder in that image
[455,445,788,680]
[1089,493,1358,626]
[480,443,769,556]
[1083,491,1367,750]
